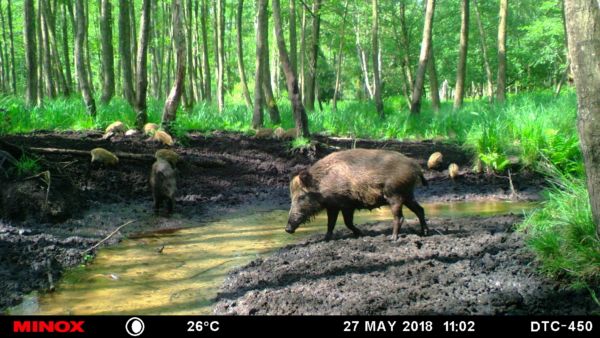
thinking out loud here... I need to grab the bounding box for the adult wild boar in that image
[150,158,176,215]
[286,148,428,241]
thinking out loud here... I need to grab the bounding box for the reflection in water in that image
[10,201,535,315]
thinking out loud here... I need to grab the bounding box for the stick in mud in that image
[84,220,136,254]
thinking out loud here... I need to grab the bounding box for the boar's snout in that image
[285,223,296,234]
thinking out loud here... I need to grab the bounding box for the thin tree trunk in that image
[332,1,349,111]
[453,0,469,109]
[6,0,15,93]
[74,0,96,116]
[304,0,320,111]
[216,0,225,111]
[193,0,203,100]
[162,0,186,130]
[496,0,508,103]
[252,0,267,129]
[564,0,600,235]
[289,0,297,74]
[61,1,73,94]
[119,0,135,104]
[83,0,94,94]
[236,0,252,109]
[261,7,281,124]
[185,0,195,105]
[134,0,151,129]
[272,0,309,137]
[354,16,373,100]
[43,1,69,97]
[0,4,9,93]
[40,0,55,98]
[36,0,43,102]
[99,0,115,103]
[201,0,211,102]
[410,0,435,114]
[473,0,493,102]
[555,0,570,97]
[371,0,383,117]
[129,0,137,84]
[24,0,38,107]
[299,5,306,102]
[399,2,413,96]
[428,46,440,112]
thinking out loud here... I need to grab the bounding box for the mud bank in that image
[0,131,542,311]
[214,215,598,315]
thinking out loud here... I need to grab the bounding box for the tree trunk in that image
[42,1,69,97]
[161,0,186,130]
[564,0,600,236]
[134,0,151,129]
[304,0,320,111]
[40,0,55,99]
[399,2,413,95]
[61,0,73,94]
[184,0,195,106]
[252,0,267,129]
[216,0,225,112]
[354,14,373,100]
[410,0,435,114]
[496,0,507,103]
[272,0,309,137]
[129,0,137,84]
[371,0,383,117]
[99,0,115,103]
[299,5,306,102]
[555,0,570,97]
[332,1,348,111]
[261,7,281,124]
[0,4,9,93]
[453,0,469,109]
[236,0,252,109]
[74,0,96,116]
[119,0,135,105]
[201,0,211,102]
[24,0,38,107]
[473,0,493,102]
[289,0,297,75]
[6,0,15,94]
[428,46,440,112]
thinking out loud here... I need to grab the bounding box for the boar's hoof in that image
[324,233,333,242]
[353,230,363,238]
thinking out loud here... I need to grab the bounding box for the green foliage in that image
[519,170,600,289]
[290,137,310,149]
[14,155,41,176]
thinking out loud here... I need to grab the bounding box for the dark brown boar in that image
[150,158,176,215]
[285,148,428,241]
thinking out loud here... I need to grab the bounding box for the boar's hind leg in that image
[153,194,161,215]
[342,208,363,237]
[166,197,174,215]
[325,208,340,241]
[388,198,405,241]
[405,199,428,236]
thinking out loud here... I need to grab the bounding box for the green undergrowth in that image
[0,90,581,174]
[519,166,600,298]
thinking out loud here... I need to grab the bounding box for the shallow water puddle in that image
[10,200,536,315]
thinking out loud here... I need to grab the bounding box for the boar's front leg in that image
[389,198,405,241]
[325,208,340,241]
[342,208,363,238]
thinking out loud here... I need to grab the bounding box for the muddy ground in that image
[1,131,592,314]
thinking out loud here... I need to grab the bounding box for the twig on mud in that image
[60,160,79,169]
[84,220,136,254]
[507,169,519,200]
[432,228,444,236]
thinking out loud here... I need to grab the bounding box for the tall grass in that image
[0,89,581,173]
[519,167,600,290]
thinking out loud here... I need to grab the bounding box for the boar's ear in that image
[298,170,313,188]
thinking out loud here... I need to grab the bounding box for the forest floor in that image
[0,131,595,314]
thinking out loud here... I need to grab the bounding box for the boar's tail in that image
[420,172,428,187]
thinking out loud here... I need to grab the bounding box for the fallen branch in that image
[84,220,136,254]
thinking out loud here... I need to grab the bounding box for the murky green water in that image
[9,201,535,315]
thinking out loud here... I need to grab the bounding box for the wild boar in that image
[143,123,159,135]
[427,151,443,169]
[150,158,176,215]
[151,130,175,146]
[448,163,459,179]
[155,149,179,168]
[286,148,428,241]
[86,148,119,188]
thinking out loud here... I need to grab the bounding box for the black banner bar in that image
[1,316,597,337]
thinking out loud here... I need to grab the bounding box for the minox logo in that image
[13,321,85,333]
